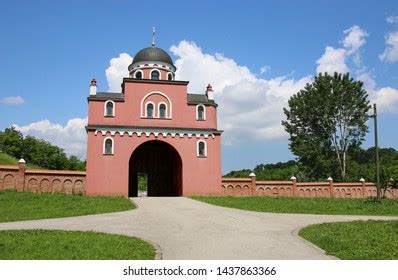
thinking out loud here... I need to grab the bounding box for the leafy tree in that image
[0,127,24,158]
[224,147,398,184]
[68,155,86,171]
[282,72,371,181]
[224,169,252,178]
[0,127,86,171]
[23,136,69,170]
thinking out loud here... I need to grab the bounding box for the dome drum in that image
[128,47,176,73]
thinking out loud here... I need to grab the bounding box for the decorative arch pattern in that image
[140,91,172,118]
[2,174,16,190]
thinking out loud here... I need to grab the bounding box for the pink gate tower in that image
[86,34,222,196]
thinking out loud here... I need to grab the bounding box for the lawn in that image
[191,196,398,216]
[0,190,134,222]
[0,229,155,259]
[299,220,398,259]
[0,152,42,169]
[0,152,18,165]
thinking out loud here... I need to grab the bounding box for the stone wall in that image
[221,176,398,199]
[0,161,86,195]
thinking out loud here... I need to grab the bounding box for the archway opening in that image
[128,140,182,197]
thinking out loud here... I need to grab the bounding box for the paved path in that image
[0,197,397,259]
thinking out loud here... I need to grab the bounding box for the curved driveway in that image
[0,197,396,259]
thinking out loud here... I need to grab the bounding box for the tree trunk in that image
[342,151,346,179]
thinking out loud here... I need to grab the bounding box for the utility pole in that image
[373,103,381,199]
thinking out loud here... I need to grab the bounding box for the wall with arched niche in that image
[221,178,398,199]
[0,164,86,195]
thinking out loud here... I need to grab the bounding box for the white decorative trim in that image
[129,61,176,72]
[140,91,173,118]
[196,104,206,120]
[104,100,115,117]
[150,69,161,80]
[134,69,144,79]
[197,140,207,157]
[157,102,168,118]
[103,137,114,155]
[145,101,155,118]
[94,128,215,139]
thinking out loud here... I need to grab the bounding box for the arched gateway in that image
[85,33,222,197]
[129,141,182,197]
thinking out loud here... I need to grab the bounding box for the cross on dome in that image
[152,27,156,47]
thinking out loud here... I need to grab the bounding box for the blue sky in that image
[1,0,398,173]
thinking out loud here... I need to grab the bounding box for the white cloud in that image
[342,25,368,55]
[0,96,25,105]
[386,15,398,24]
[356,72,398,113]
[13,118,88,159]
[372,87,398,113]
[105,53,132,92]
[170,41,312,144]
[379,32,398,63]
[171,41,256,93]
[316,47,348,74]
[317,25,368,73]
[260,65,271,74]
[357,72,377,92]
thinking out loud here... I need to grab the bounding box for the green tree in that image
[0,126,24,158]
[68,155,86,171]
[0,127,86,171]
[22,136,69,170]
[282,72,371,181]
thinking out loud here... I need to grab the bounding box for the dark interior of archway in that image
[129,141,182,197]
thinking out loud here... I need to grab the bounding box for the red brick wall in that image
[221,177,398,199]
[0,163,86,195]
[2,163,397,199]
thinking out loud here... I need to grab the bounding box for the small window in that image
[167,73,173,81]
[106,102,113,116]
[197,105,205,120]
[104,138,113,155]
[197,141,207,157]
[135,71,142,79]
[159,104,166,118]
[147,103,154,118]
[104,101,115,117]
[151,70,160,80]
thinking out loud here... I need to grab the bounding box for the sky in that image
[1,0,398,174]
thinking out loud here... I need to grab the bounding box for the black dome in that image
[132,47,174,65]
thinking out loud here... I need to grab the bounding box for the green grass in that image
[299,220,398,259]
[191,196,398,216]
[0,229,155,259]
[0,152,18,165]
[0,190,134,222]
[0,152,43,169]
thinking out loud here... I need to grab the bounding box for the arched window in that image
[167,73,173,81]
[196,105,205,120]
[151,70,160,80]
[135,71,142,79]
[104,138,114,155]
[197,140,207,157]
[104,101,115,117]
[159,104,166,118]
[146,103,154,118]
